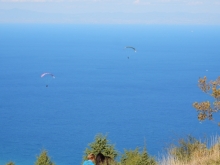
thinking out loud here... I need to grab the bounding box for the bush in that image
[159,135,220,165]
[169,135,207,163]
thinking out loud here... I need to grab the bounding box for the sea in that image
[0,24,220,165]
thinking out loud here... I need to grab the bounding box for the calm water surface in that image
[0,25,220,164]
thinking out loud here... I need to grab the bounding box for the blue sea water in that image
[0,24,220,165]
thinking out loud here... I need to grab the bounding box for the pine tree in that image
[6,162,15,165]
[35,150,55,165]
[137,147,156,165]
[120,148,141,165]
[83,134,118,161]
[120,147,157,165]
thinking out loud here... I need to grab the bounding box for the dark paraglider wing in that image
[125,46,137,52]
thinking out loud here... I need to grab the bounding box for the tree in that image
[120,147,157,165]
[137,147,157,165]
[83,134,118,161]
[35,150,55,165]
[120,148,140,165]
[6,162,15,165]
[193,76,220,126]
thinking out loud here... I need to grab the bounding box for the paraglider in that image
[124,46,137,59]
[40,72,55,87]
[125,46,137,52]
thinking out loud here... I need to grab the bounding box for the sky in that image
[0,0,220,24]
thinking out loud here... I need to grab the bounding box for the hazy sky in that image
[0,0,220,24]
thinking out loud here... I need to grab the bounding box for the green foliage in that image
[169,135,206,163]
[137,147,157,165]
[35,150,55,165]
[120,148,140,165]
[193,76,220,126]
[120,147,157,165]
[6,162,15,165]
[83,134,118,161]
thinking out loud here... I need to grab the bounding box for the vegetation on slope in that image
[5,134,220,165]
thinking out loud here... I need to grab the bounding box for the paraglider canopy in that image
[41,73,55,78]
[125,46,137,52]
